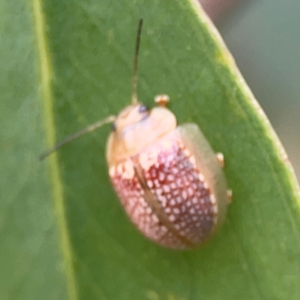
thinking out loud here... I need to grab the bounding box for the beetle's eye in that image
[138,105,149,113]
[111,122,116,131]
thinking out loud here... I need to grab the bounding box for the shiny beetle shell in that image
[40,20,230,250]
[107,102,228,250]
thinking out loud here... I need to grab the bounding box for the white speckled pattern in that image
[110,134,218,249]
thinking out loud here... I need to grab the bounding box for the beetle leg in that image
[216,153,224,167]
[154,94,170,107]
[227,190,233,203]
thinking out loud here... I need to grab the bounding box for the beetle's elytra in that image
[108,101,229,249]
[41,19,231,250]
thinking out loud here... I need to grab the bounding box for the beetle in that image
[41,19,231,249]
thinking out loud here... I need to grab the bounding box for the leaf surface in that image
[1,0,300,299]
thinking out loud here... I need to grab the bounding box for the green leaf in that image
[1,0,300,299]
[0,1,69,299]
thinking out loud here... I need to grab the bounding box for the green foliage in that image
[1,0,300,299]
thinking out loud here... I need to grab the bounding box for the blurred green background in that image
[215,0,300,177]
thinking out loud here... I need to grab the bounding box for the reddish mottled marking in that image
[40,20,229,251]
[110,133,217,249]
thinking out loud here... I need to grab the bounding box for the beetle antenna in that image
[40,115,116,160]
[131,18,143,105]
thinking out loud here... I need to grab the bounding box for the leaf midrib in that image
[30,0,78,299]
